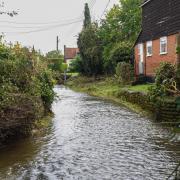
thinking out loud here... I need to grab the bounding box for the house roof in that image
[136,0,180,44]
[64,46,79,60]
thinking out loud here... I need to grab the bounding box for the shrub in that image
[155,62,176,86]
[38,70,55,110]
[103,41,132,74]
[148,62,179,105]
[45,50,64,73]
[115,62,134,84]
[61,63,68,72]
[68,55,83,73]
[0,40,55,111]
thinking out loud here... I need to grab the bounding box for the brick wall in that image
[135,34,178,77]
[117,90,180,123]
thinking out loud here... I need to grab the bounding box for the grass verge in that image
[66,76,153,117]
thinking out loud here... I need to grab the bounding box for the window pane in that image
[160,37,167,53]
[146,41,152,56]
[161,43,166,53]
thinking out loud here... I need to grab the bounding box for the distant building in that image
[64,45,79,66]
[134,0,180,78]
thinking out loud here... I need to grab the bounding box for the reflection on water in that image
[0,85,179,180]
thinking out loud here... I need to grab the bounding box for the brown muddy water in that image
[0,85,179,180]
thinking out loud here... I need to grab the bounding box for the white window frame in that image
[138,44,141,55]
[146,41,152,57]
[160,36,168,55]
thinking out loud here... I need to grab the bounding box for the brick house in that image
[64,45,79,67]
[134,0,180,78]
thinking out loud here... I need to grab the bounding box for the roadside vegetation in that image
[67,0,180,129]
[0,39,55,111]
[0,38,57,142]
[72,0,142,77]
[67,76,151,116]
[45,50,67,83]
[67,0,149,97]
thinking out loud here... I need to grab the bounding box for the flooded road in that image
[0,86,179,180]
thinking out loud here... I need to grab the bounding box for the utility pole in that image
[56,36,60,51]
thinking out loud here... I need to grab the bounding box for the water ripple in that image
[0,85,179,180]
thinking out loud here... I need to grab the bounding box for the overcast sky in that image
[0,0,119,53]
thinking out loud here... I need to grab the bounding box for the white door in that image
[138,43,144,74]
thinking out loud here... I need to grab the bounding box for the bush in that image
[103,41,132,73]
[155,62,176,85]
[77,23,103,76]
[38,70,55,110]
[148,62,179,105]
[68,55,83,73]
[0,40,55,111]
[45,50,65,73]
[115,62,134,84]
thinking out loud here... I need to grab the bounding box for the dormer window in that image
[146,41,152,56]
[160,37,167,54]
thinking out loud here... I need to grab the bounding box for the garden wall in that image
[116,90,180,123]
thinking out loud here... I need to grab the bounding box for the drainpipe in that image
[144,42,146,77]
[64,45,66,63]
[176,33,180,67]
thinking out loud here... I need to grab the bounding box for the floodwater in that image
[0,86,179,180]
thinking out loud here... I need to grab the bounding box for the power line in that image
[0,18,83,29]
[0,0,96,26]
[0,17,82,26]
[2,20,83,34]
[63,0,96,41]
[1,0,96,35]
[100,0,111,19]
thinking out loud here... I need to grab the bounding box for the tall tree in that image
[119,0,142,42]
[83,3,91,28]
[78,3,103,76]
[78,23,103,76]
[98,0,142,73]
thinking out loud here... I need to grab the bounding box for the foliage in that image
[115,62,134,84]
[127,84,152,93]
[67,76,151,115]
[38,70,55,109]
[46,50,63,59]
[155,62,176,85]
[61,63,68,72]
[46,50,64,72]
[78,22,103,76]
[148,62,179,105]
[83,3,91,28]
[176,46,180,54]
[0,40,55,110]
[118,0,142,42]
[103,41,132,73]
[0,42,11,60]
[68,55,83,73]
[98,0,141,73]
[76,0,142,76]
